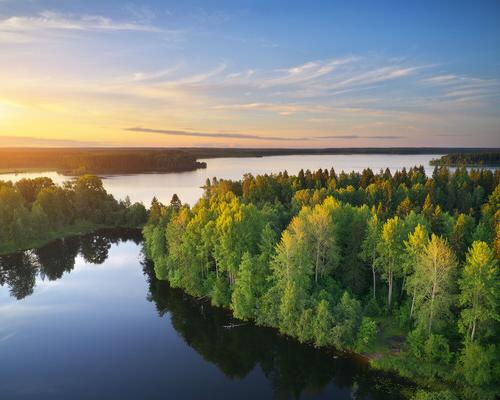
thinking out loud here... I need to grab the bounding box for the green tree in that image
[405,224,429,319]
[313,300,333,347]
[231,252,257,320]
[355,317,377,352]
[458,342,497,387]
[458,241,498,343]
[361,212,380,299]
[375,216,406,308]
[412,234,457,334]
[331,291,362,349]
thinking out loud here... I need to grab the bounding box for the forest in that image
[0,148,206,175]
[431,152,500,167]
[143,165,499,399]
[0,175,147,254]
[2,148,497,176]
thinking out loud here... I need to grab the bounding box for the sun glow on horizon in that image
[0,1,499,148]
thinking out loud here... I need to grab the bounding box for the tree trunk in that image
[429,280,437,335]
[315,241,320,284]
[372,264,376,300]
[471,318,476,342]
[410,287,416,318]
[388,269,393,307]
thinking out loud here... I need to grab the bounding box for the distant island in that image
[0,147,498,176]
[430,152,500,167]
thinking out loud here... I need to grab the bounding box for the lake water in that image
[0,230,411,399]
[0,154,442,205]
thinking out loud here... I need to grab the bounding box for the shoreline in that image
[0,223,143,255]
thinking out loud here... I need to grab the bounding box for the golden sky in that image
[1,2,499,148]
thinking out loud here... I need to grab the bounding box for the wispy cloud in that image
[419,73,500,104]
[212,102,330,116]
[322,65,423,91]
[125,126,309,141]
[316,135,403,140]
[125,127,404,142]
[0,11,178,42]
[258,57,358,88]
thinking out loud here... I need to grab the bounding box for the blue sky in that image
[0,0,499,147]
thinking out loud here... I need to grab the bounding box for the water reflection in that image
[145,264,412,399]
[0,229,142,300]
[0,231,413,399]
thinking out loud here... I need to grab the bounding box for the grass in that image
[364,315,408,360]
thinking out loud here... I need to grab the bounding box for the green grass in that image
[364,316,408,359]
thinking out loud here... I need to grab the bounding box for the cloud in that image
[419,73,500,104]
[125,127,404,142]
[0,11,179,42]
[322,66,422,91]
[420,74,458,85]
[212,102,330,116]
[125,126,309,141]
[258,57,358,88]
[316,135,403,139]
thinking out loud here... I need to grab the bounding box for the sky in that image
[0,0,499,148]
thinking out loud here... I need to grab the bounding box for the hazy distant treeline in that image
[431,152,500,167]
[0,148,206,175]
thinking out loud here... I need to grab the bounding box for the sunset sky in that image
[1,0,499,148]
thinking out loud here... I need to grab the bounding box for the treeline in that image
[143,165,499,399]
[146,266,413,399]
[0,148,206,175]
[431,152,500,167]
[179,147,498,159]
[0,175,147,254]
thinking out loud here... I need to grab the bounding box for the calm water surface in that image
[0,230,412,399]
[0,154,442,205]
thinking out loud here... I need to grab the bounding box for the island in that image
[430,152,500,167]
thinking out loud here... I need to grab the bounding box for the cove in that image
[0,229,413,399]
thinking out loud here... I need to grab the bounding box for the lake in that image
[0,154,442,205]
[0,229,412,399]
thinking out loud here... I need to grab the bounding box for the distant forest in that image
[0,148,206,175]
[431,152,500,167]
[0,147,498,175]
[180,147,499,159]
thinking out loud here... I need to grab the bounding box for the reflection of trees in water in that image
[0,228,142,300]
[36,237,80,280]
[143,261,411,400]
[0,232,410,399]
[0,251,38,299]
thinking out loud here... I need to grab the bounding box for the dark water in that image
[0,230,412,399]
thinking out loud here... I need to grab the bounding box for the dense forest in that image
[431,152,500,167]
[0,175,147,254]
[0,148,206,175]
[143,165,499,399]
